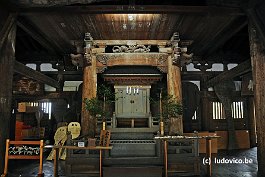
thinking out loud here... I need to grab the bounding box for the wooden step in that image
[103,166,163,177]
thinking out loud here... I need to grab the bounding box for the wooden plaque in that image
[99,130,111,147]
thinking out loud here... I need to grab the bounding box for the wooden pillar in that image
[81,55,97,137]
[248,24,265,176]
[57,63,64,92]
[167,56,183,134]
[248,97,256,147]
[167,56,182,101]
[200,75,209,131]
[0,13,16,174]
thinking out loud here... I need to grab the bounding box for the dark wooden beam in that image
[181,71,222,81]
[14,61,60,88]
[9,0,114,7]
[16,5,244,15]
[205,51,249,63]
[16,52,61,62]
[43,71,83,81]
[194,17,247,55]
[0,13,16,174]
[17,19,65,54]
[13,92,75,102]
[205,17,247,56]
[0,13,17,50]
[206,59,251,87]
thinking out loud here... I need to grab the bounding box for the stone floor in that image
[5,148,258,177]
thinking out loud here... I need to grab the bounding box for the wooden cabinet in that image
[115,86,151,118]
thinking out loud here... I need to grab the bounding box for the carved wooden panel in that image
[13,76,44,95]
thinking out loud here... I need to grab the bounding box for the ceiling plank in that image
[206,59,251,87]
[14,61,60,88]
[17,19,65,54]
[10,0,115,7]
[17,5,245,16]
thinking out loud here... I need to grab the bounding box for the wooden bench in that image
[1,139,44,177]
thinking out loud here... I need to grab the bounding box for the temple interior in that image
[1,0,265,177]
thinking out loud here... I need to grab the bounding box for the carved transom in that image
[112,45,151,53]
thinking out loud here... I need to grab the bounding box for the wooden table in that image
[155,135,220,177]
[45,145,112,177]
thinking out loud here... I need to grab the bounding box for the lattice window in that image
[40,102,52,119]
[232,101,244,119]
[192,110,197,120]
[26,101,52,119]
[212,102,225,119]
[212,101,244,119]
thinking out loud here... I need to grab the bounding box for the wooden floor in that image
[208,147,258,177]
[6,148,258,177]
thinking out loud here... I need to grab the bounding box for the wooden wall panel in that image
[216,130,250,150]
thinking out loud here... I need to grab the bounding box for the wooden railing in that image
[1,139,44,177]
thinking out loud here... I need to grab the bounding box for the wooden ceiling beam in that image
[206,59,251,87]
[14,61,60,88]
[16,5,244,16]
[43,71,83,81]
[17,19,65,54]
[205,17,247,56]
[0,13,17,50]
[16,52,61,62]
[193,17,247,56]
[13,92,74,102]
[181,71,221,81]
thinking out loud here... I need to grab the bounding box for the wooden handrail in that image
[1,139,44,177]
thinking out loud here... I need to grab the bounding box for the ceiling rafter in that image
[17,18,66,54]
[206,59,251,87]
[192,17,247,56]
[14,61,60,88]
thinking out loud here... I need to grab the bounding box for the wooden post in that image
[3,139,10,176]
[167,56,182,101]
[164,140,168,177]
[0,13,16,174]
[167,56,183,134]
[206,138,212,177]
[248,23,265,176]
[248,97,257,147]
[38,140,44,177]
[53,148,59,177]
[99,149,102,177]
[200,75,210,131]
[81,54,97,136]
